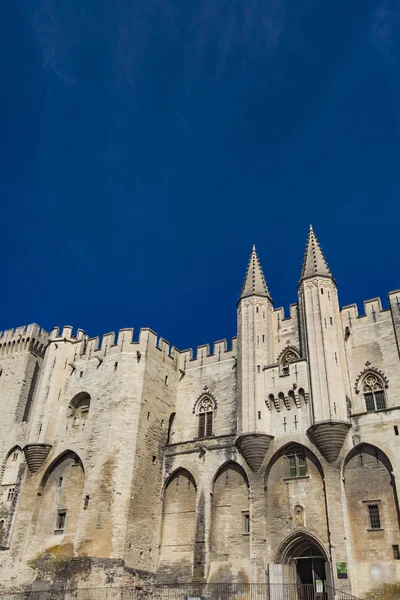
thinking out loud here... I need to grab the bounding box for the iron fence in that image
[0,584,363,600]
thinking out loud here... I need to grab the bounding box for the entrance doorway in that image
[295,546,326,588]
[273,532,330,598]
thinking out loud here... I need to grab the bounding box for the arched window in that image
[197,396,214,438]
[279,348,300,377]
[363,374,386,412]
[68,392,91,428]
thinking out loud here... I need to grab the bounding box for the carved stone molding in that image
[307,421,351,463]
[235,433,274,472]
[192,389,218,414]
[354,366,389,394]
[23,444,52,473]
[276,345,301,364]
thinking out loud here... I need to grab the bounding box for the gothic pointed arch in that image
[40,449,84,488]
[265,442,324,483]
[1,445,24,486]
[277,346,301,376]
[192,389,218,414]
[275,530,328,564]
[354,368,388,412]
[354,366,389,394]
[159,467,197,582]
[211,460,249,490]
[276,345,301,365]
[193,390,217,438]
[343,443,400,568]
[32,449,85,550]
[265,442,328,566]
[163,467,197,493]
[209,461,250,582]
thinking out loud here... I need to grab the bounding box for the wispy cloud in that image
[371,0,400,66]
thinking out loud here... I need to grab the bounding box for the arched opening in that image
[265,444,329,589]
[275,532,328,587]
[196,395,215,438]
[279,347,300,377]
[32,451,85,552]
[343,443,400,587]
[68,392,91,429]
[209,462,250,583]
[158,468,197,582]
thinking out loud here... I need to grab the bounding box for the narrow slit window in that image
[393,545,400,560]
[56,509,67,531]
[206,411,213,436]
[394,426,399,436]
[198,413,206,438]
[288,456,297,478]
[243,511,250,534]
[298,455,307,477]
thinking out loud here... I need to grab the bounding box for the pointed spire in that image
[299,225,333,283]
[240,246,272,300]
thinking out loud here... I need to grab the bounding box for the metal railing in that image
[0,584,363,600]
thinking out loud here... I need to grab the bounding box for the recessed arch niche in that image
[158,468,197,582]
[209,461,250,583]
[344,443,400,563]
[265,443,329,563]
[33,450,85,550]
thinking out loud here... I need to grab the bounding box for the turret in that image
[236,247,274,472]
[298,226,351,462]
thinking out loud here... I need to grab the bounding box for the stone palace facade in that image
[0,227,399,597]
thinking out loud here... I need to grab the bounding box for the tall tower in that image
[298,226,351,462]
[236,246,274,472]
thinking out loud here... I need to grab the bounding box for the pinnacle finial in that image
[240,246,272,301]
[299,226,333,283]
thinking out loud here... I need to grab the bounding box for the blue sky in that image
[1,0,399,350]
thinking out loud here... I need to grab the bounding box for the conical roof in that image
[240,245,272,300]
[299,225,332,283]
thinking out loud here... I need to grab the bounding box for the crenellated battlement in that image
[341,294,396,326]
[48,325,180,366]
[177,337,237,371]
[46,324,238,371]
[0,324,49,359]
[273,303,298,323]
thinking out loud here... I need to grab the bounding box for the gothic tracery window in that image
[197,396,214,438]
[279,348,300,376]
[363,374,386,412]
